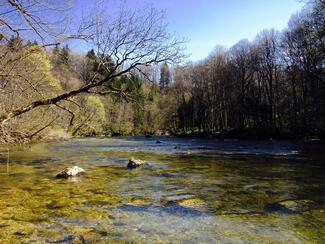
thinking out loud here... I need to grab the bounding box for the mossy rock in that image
[178,198,208,210]
[127,158,148,169]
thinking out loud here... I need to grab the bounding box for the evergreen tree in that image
[84,49,115,84]
[59,45,70,66]
[84,49,97,83]
[86,49,96,59]
[159,62,171,89]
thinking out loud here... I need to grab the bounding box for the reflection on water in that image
[0,148,9,175]
[0,137,324,243]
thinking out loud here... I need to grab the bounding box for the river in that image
[0,137,324,243]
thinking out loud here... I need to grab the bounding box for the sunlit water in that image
[0,137,324,243]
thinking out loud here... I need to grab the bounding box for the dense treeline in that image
[163,0,325,139]
[0,0,324,143]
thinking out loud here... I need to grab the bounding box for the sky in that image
[74,0,305,61]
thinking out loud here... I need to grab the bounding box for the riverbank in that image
[171,127,325,141]
[0,128,70,145]
[1,126,324,145]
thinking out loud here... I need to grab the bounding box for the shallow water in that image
[0,137,324,243]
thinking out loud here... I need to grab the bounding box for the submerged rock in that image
[162,200,207,216]
[279,199,314,212]
[127,158,148,169]
[56,166,85,178]
[57,235,86,244]
[177,198,209,211]
[264,199,314,213]
[264,202,294,214]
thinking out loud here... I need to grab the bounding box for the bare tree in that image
[0,0,73,45]
[0,3,185,125]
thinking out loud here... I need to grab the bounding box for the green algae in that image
[0,139,324,243]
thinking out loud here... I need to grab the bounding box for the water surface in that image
[0,137,324,243]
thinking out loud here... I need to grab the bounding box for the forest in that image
[0,0,324,143]
[164,0,325,139]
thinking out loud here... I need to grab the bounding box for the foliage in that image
[87,96,106,123]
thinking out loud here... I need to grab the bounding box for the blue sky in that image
[74,0,305,61]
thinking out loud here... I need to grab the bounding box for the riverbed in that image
[0,137,324,243]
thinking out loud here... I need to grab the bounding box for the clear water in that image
[0,137,324,243]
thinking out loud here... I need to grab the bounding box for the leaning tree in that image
[0,0,185,126]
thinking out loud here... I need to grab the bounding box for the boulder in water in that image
[56,166,85,178]
[156,140,162,144]
[127,158,148,169]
